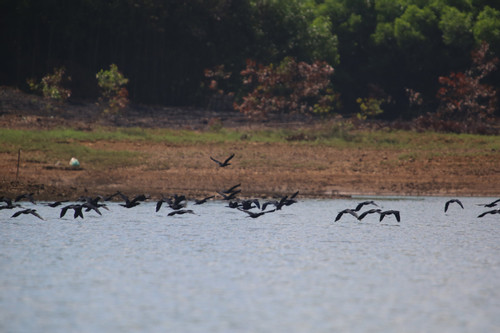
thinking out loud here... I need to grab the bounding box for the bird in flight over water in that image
[334,209,359,222]
[379,210,400,222]
[444,199,464,212]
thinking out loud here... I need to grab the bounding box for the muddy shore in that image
[1,87,499,201]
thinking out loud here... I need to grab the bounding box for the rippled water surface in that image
[1,197,500,332]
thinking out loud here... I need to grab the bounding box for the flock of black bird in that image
[1,154,499,222]
[334,200,402,223]
[0,186,298,221]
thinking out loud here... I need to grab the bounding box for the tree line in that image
[1,0,499,122]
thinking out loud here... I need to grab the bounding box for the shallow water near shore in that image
[1,196,499,332]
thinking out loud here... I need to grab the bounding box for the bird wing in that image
[359,209,380,220]
[74,206,84,219]
[379,212,387,222]
[478,210,495,218]
[334,211,344,222]
[226,190,241,200]
[85,203,102,215]
[60,205,71,218]
[210,156,222,165]
[1,197,13,206]
[30,210,44,220]
[276,196,288,210]
[11,210,25,218]
[347,210,359,219]
[444,201,450,212]
[223,153,235,165]
[224,183,241,193]
[253,199,261,209]
[132,194,147,203]
[394,211,401,222]
[118,192,130,204]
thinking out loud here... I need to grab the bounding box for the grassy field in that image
[1,125,498,199]
[1,126,499,167]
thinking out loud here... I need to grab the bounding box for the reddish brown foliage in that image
[234,57,337,120]
[417,42,498,133]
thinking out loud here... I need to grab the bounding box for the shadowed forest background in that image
[1,0,499,127]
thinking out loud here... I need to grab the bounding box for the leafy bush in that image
[234,57,337,120]
[355,97,384,120]
[416,42,498,133]
[27,67,71,102]
[96,64,129,113]
[203,65,234,111]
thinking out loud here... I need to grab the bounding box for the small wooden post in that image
[16,149,21,181]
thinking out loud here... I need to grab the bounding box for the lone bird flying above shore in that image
[444,199,464,212]
[210,153,235,167]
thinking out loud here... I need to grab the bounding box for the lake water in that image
[1,196,499,333]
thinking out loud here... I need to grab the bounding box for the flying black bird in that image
[334,209,359,222]
[157,194,186,212]
[156,194,169,212]
[60,203,101,219]
[444,199,464,212]
[168,209,194,216]
[79,195,109,210]
[238,208,275,218]
[46,200,69,208]
[82,202,102,215]
[477,209,500,218]
[477,198,500,208]
[262,195,289,211]
[11,209,44,220]
[60,204,85,219]
[217,190,241,201]
[210,153,235,167]
[222,183,241,194]
[118,193,149,208]
[379,210,401,222]
[169,194,187,210]
[194,195,215,205]
[358,209,382,220]
[227,201,240,209]
[102,192,122,201]
[284,191,299,206]
[240,199,260,210]
[0,197,22,210]
[354,200,379,211]
[15,193,36,204]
